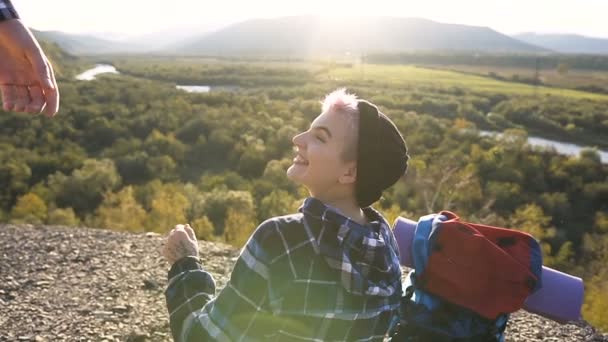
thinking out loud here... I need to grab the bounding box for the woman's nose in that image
[292,131,306,146]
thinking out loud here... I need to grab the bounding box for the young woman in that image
[162,89,409,341]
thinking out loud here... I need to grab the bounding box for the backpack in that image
[391,211,543,341]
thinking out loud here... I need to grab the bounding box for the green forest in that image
[1,43,607,330]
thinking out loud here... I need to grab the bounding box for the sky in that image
[14,0,608,38]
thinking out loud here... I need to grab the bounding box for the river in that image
[480,131,607,163]
[75,64,119,81]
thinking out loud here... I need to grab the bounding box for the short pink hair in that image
[321,88,359,116]
[321,88,360,161]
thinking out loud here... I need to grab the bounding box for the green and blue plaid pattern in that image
[166,197,402,341]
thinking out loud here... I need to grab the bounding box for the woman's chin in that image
[286,164,305,183]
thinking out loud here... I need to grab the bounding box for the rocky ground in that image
[0,224,606,342]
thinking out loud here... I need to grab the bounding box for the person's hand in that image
[0,19,59,116]
[162,224,199,265]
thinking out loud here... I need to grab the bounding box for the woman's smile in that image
[293,154,309,165]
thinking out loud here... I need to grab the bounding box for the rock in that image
[111,305,132,314]
[142,279,159,291]
[92,310,114,317]
[126,331,150,342]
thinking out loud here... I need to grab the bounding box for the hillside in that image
[33,16,547,56]
[513,33,608,55]
[32,38,81,79]
[32,30,148,55]
[177,16,547,56]
[1,224,606,341]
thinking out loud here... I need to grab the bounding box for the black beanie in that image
[355,100,409,208]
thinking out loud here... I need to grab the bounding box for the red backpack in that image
[392,211,543,341]
[419,211,543,319]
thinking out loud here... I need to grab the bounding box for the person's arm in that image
[0,0,19,21]
[164,221,282,341]
[165,256,216,341]
[0,1,59,116]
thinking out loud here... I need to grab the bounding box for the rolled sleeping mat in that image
[393,217,416,267]
[523,266,584,323]
[393,216,584,323]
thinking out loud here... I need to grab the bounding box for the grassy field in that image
[416,64,608,93]
[325,64,608,101]
[107,56,608,102]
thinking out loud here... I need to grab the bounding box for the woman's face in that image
[286,109,358,196]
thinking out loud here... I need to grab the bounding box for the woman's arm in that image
[164,221,278,341]
[165,256,216,341]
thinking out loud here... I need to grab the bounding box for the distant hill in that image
[32,16,547,56]
[174,16,547,56]
[31,25,224,55]
[32,30,149,55]
[31,36,81,79]
[513,33,608,55]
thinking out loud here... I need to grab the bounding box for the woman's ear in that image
[338,162,357,185]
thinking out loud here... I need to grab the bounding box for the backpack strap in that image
[393,282,506,342]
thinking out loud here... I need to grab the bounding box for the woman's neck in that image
[312,194,368,225]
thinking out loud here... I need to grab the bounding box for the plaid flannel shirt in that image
[165,197,403,341]
[0,0,18,21]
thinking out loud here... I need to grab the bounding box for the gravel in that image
[1,224,606,341]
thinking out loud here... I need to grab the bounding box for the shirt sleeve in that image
[165,256,216,341]
[165,220,284,341]
[0,0,19,21]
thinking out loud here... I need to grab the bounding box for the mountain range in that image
[31,16,608,56]
[513,33,608,55]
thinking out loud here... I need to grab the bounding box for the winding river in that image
[480,131,607,163]
[75,64,119,80]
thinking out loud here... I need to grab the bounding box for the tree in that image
[259,190,296,221]
[47,207,80,226]
[261,159,296,193]
[10,193,47,224]
[595,211,608,233]
[583,275,608,331]
[201,189,256,235]
[134,180,163,211]
[408,156,481,214]
[508,203,574,268]
[144,185,189,233]
[94,186,147,232]
[0,159,31,210]
[146,155,177,182]
[224,207,257,247]
[191,216,215,241]
[143,130,186,162]
[379,203,414,229]
[48,159,121,216]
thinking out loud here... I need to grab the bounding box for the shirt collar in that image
[298,197,388,243]
[297,197,402,298]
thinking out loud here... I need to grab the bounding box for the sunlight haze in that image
[15,0,608,38]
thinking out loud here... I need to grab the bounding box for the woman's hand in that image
[162,224,199,265]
